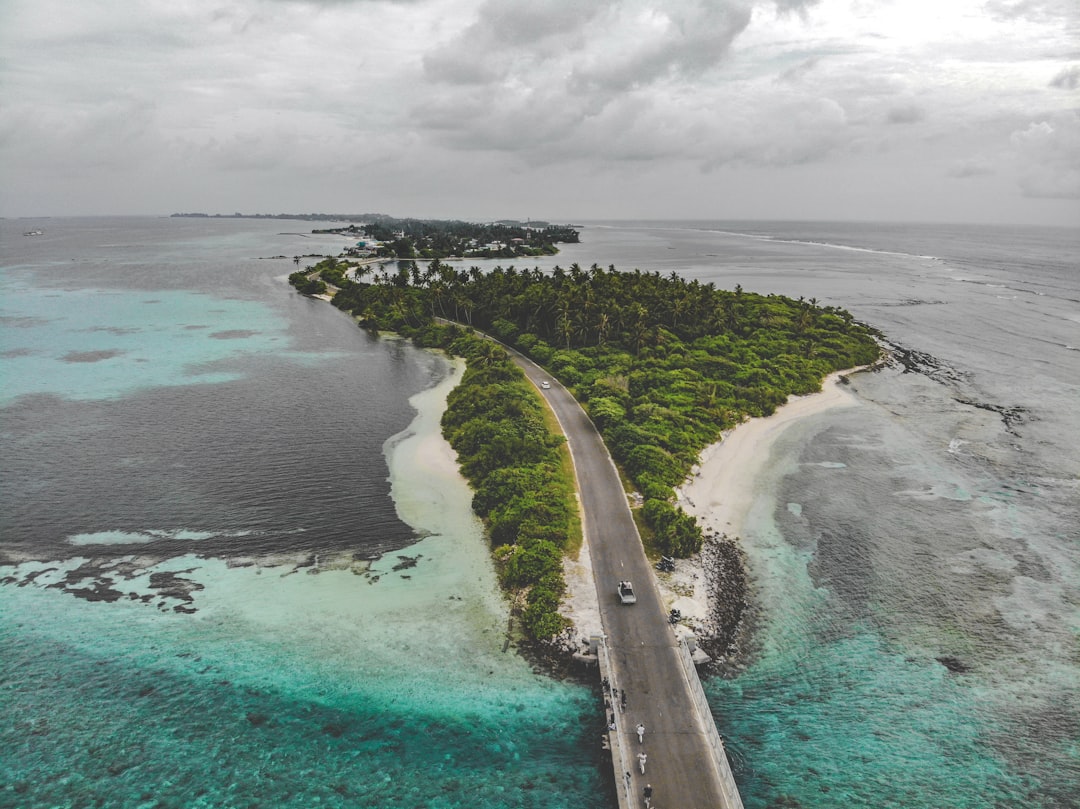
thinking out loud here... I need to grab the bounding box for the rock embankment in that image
[696,531,751,674]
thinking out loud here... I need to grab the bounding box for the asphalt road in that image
[510,356,736,809]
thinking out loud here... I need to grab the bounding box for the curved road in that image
[508,354,737,809]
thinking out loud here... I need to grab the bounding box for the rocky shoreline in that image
[694,530,751,674]
[521,527,756,684]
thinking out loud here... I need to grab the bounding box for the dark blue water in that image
[1,218,449,559]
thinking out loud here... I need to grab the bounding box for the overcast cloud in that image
[1,0,1077,224]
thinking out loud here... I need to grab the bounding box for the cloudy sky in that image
[2,0,1077,225]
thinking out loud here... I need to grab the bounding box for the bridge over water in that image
[510,353,745,809]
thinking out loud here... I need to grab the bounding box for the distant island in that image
[170,211,567,230]
[172,212,580,261]
[318,216,579,260]
[171,212,388,221]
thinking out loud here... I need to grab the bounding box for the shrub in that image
[502,540,563,588]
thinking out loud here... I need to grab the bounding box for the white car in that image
[540,380,551,389]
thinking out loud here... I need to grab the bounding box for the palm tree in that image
[557,313,574,350]
[597,311,611,347]
[476,341,504,367]
[628,303,649,355]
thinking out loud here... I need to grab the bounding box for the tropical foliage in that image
[295,257,881,638]
[418,328,578,640]
[288,269,327,296]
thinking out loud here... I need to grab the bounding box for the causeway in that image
[510,354,744,809]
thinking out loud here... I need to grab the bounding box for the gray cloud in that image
[464,0,613,46]
[777,56,822,83]
[425,0,753,98]
[570,2,753,92]
[422,0,613,85]
[417,0,762,166]
[263,0,429,4]
[1049,64,1080,89]
[887,104,926,125]
[947,159,996,179]
[773,0,822,15]
[984,0,1078,23]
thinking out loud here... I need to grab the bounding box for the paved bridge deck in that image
[510,354,744,809]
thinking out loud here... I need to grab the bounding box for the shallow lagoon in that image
[1,363,607,809]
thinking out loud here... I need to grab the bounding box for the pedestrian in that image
[636,723,645,743]
[621,691,627,712]
[643,783,653,808]
[637,751,647,774]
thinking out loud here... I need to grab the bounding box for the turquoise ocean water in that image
[3,216,1078,808]
[1,218,606,809]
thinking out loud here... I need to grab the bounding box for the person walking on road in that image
[637,751,647,774]
[636,723,645,743]
[643,783,653,808]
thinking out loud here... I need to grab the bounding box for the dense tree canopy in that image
[436,330,578,640]
[296,257,881,637]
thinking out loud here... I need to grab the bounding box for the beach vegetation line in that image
[432,327,580,641]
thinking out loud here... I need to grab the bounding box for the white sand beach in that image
[678,368,864,539]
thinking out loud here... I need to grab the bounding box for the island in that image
[314,215,579,260]
[289,236,881,660]
[171,211,580,260]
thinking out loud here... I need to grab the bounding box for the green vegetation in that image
[295,257,880,639]
[288,269,327,296]
[409,326,579,641]
[313,216,579,260]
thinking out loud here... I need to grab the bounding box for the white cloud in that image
[1009,114,1080,198]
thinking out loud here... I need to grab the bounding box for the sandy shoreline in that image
[559,367,867,657]
[678,367,864,539]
